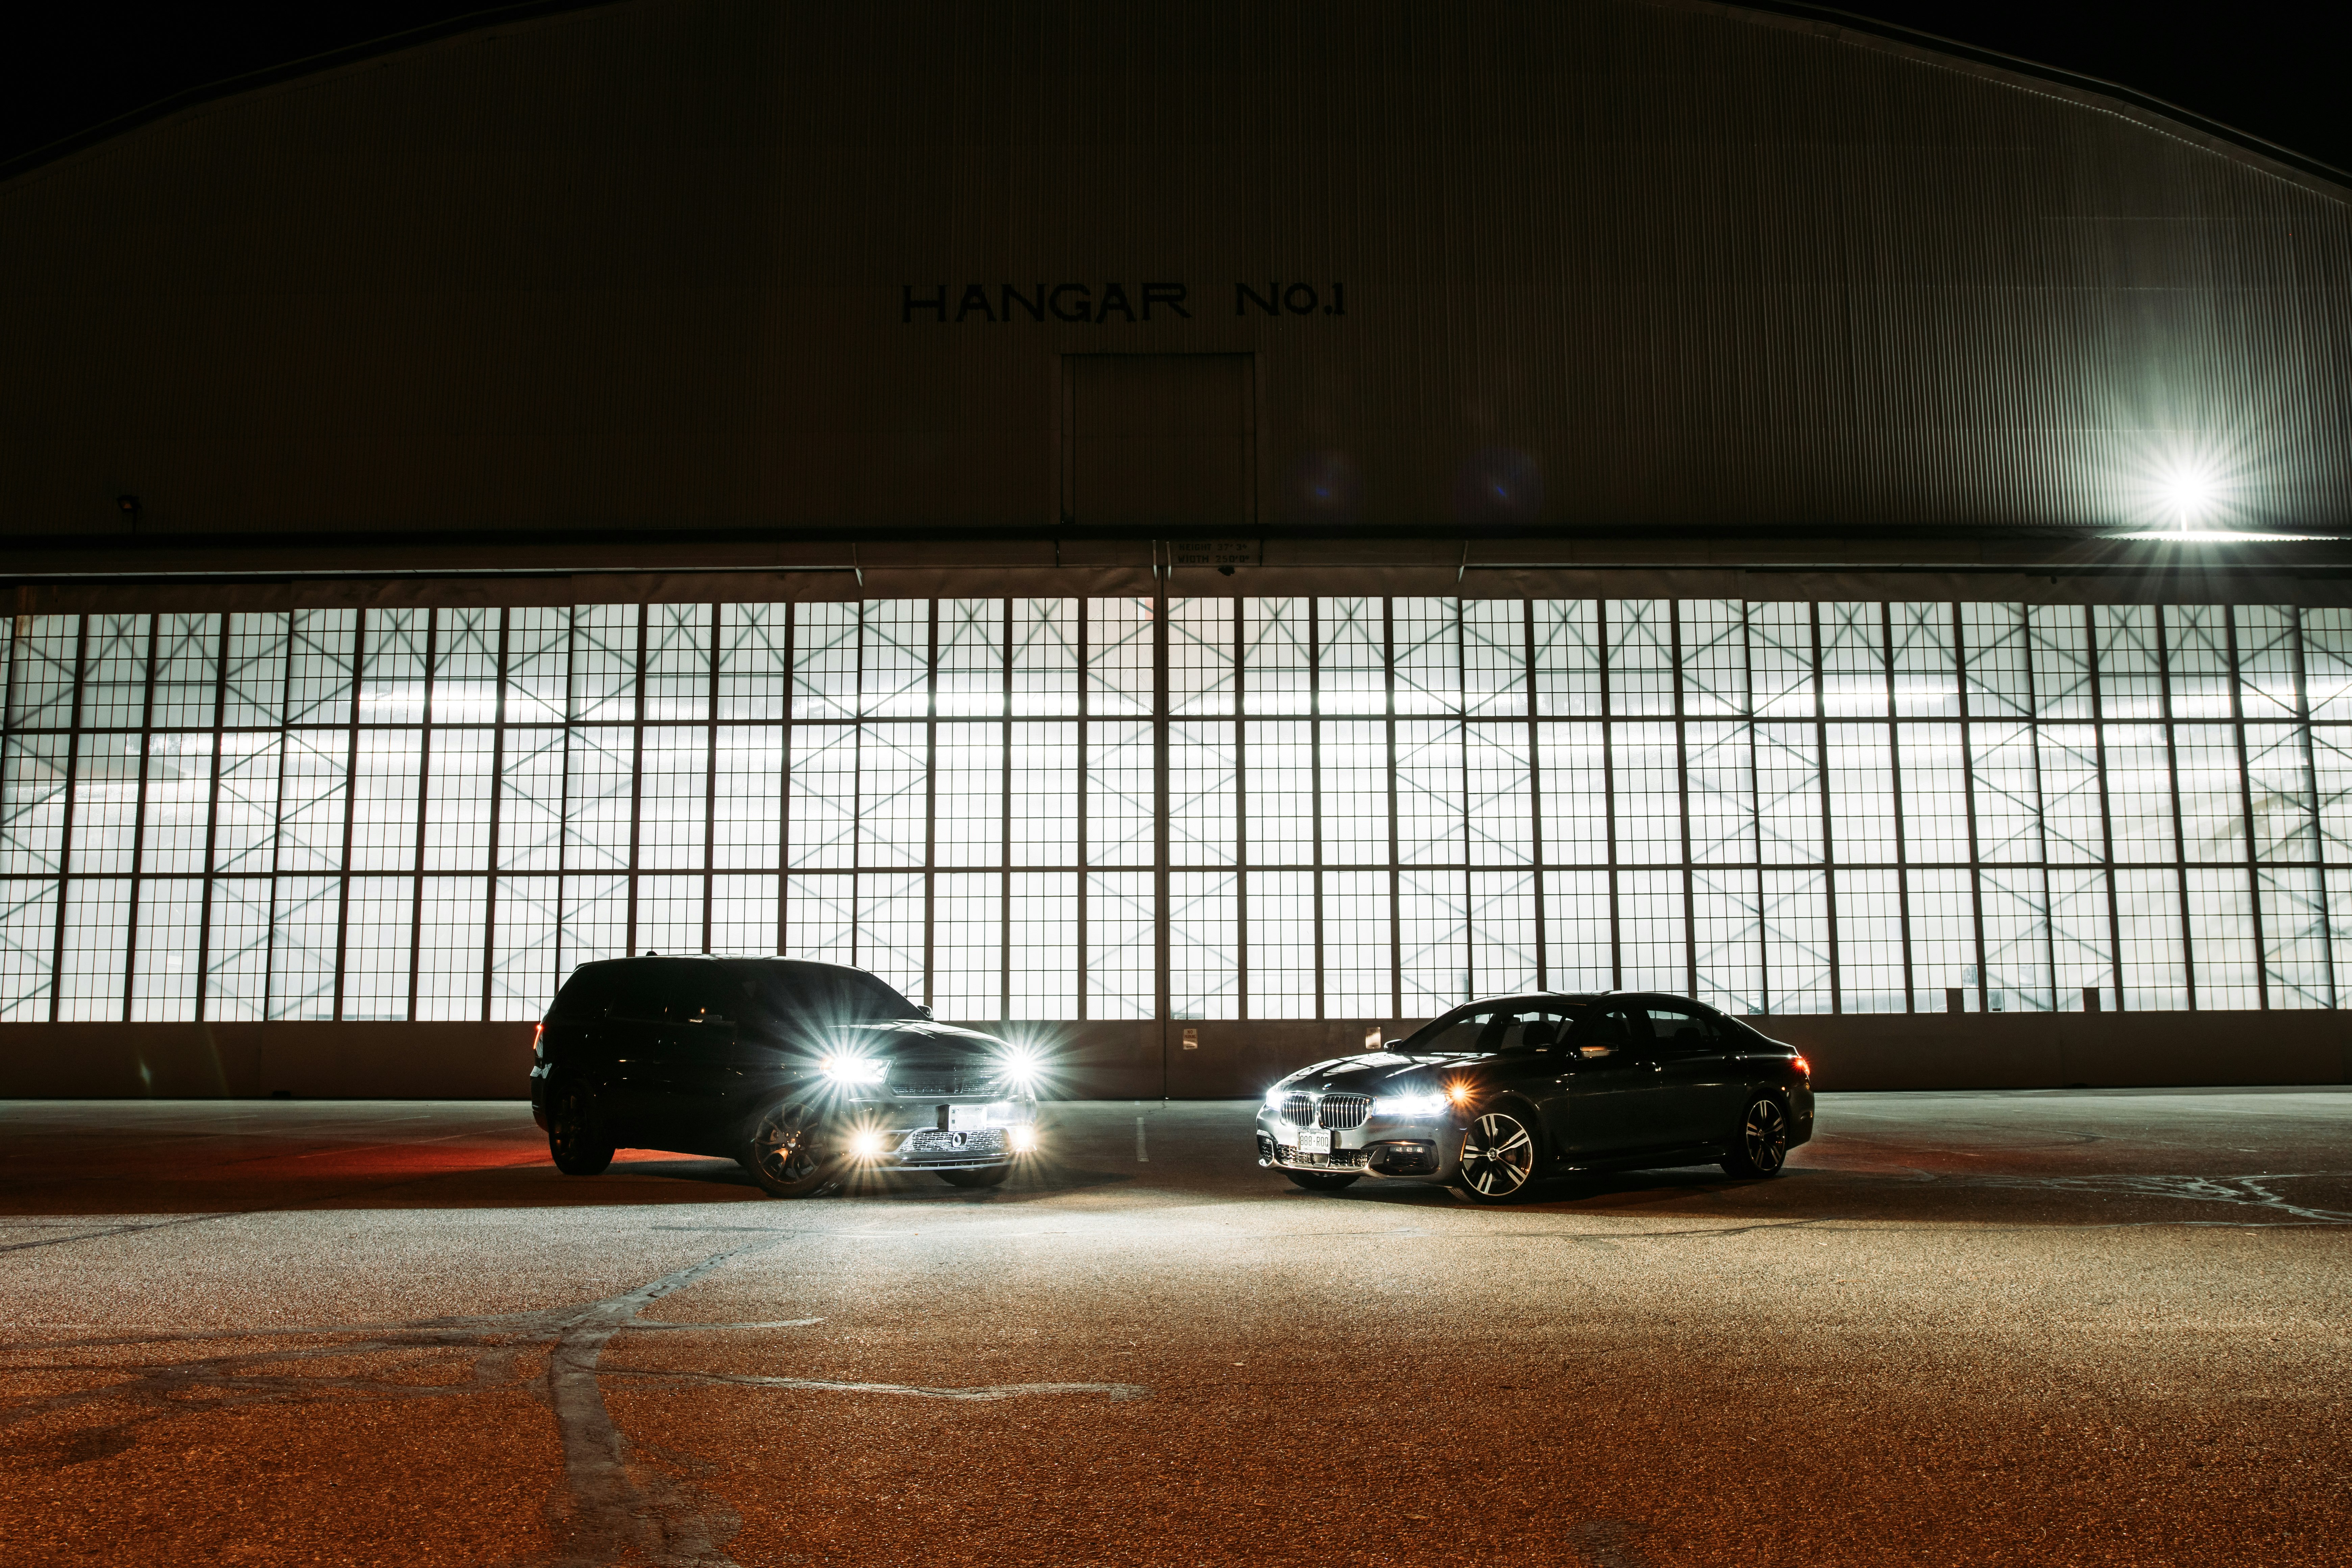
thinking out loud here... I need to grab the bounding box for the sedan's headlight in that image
[1371,1092,1449,1118]
[1264,1088,1291,1110]
[819,1056,887,1084]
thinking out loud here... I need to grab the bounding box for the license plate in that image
[948,1104,989,1131]
[1293,1127,1331,1155]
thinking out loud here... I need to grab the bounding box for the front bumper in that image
[839,1095,1042,1170]
[1254,1105,1465,1183]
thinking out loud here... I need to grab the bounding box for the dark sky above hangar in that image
[3,1,2347,179]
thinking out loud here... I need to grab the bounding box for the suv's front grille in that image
[1278,1091,1373,1130]
[889,1070,973,1097]
[1278,1144,1369,1170]
[903,1128,1006,1158]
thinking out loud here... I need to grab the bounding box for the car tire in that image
[1283,1169,1362,1192]
[743,1099,839,1199]
[547,1087,614,1176]
[1455,1107,1541,1203]
[938,1164,1012,1189]
[1720,1094,1791,1178]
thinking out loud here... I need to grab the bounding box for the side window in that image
[1570,1006,1645,1061]
[608,964,675,1024]
[546,965,618,1021]
[676,971,742,1025]
[1493,1009,1578,1053]
[1643,1005,1721,1053]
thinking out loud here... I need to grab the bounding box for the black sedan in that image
[1255,991,1814,1202]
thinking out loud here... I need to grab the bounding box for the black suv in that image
[528,956,1045,1197]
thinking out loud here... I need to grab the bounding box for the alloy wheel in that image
[751,1102,826,1187]
[1742,1097,1789,1174]
[1459,1111,1537,1199]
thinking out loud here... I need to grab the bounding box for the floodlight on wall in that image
[2157,459,2218,532]
[116,494,141,531]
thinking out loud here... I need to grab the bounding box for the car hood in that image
[1274,1051,1485,1095]
[834,1020,1011,1061]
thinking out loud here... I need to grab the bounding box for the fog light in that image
[1009,1125,1040,1153]
[848,1130,886,1158]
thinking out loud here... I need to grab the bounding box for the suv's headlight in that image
[1371,1092,1448,1117]
[1264,1088,1290,1110]
[819,1056,887,1084]
[996,1049,1045,1091]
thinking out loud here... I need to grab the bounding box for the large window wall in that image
[4,597,2349,1024]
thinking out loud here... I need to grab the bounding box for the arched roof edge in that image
[0,0,2344,198]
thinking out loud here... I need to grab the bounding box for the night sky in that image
[5,2,2344,177]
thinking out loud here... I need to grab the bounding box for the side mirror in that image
[915,1004,935,1021]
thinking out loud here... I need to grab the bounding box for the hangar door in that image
[1063,353,1255,528]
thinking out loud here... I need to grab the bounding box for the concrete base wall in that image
[2,1012,2345,1100]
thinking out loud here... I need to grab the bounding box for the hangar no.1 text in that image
[902,281,1348,324]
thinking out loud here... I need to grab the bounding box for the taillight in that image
[532,1021,545,1058]
[1790,1053,1810,1079]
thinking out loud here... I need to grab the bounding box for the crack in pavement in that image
[599,1368,1153,1401]
[1963,1172,2352,1224]
[0,1244,1155,1567]
[0,1213,237,1255]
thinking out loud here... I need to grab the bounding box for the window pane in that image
[1322,868,1392,1016]
[1171,869,1237,1019]
[204,877,272,1022]
[1244,720,1313,866]
[1392,598,1462,716]
[1086,598,1154,719]
[1169,721,1236,866]
[1618,869,1686,992]
[933,871,1001,1020]
[938,600,1004,719]
[1396,720,1465,865]
[1469,868,1537,996]
[1610,721,1681,865]
[1679,601,1748,717]
[1818,603,1886,718]
[130,878,202,1022]
[1691,865,1760,1014]
[2114,869,2186,1010]
[1890,603,1957,717]
[1010,871,1076,1017]
[140,735,213,875]
[59,877,130,1020]
[2258,866,2332,1009]
[1907,868,1978,1009]
[1980,867,2052,1011]
[1086,720,1154,867]
[1761,869,1830,1013]
[1824,725,1896,864]
[1834,869,1904,1012]
[1086,870,1155,1020]
[1168,599,1234,717]
[1318,598,1386,716]
[1245,869,1314,1018]
[1398,867,1468,1012]
[1012,600,1079,718]
[416,876,486,1020]
[1544,868,1611,992]
[1532,601,1601,717]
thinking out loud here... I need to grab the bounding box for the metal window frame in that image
[15,592,2339,1033]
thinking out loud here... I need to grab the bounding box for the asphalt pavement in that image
[2,1089,2348,1566]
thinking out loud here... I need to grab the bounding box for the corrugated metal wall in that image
[0,0,2345,539]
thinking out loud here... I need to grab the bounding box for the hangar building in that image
[3,0,2350,1096]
